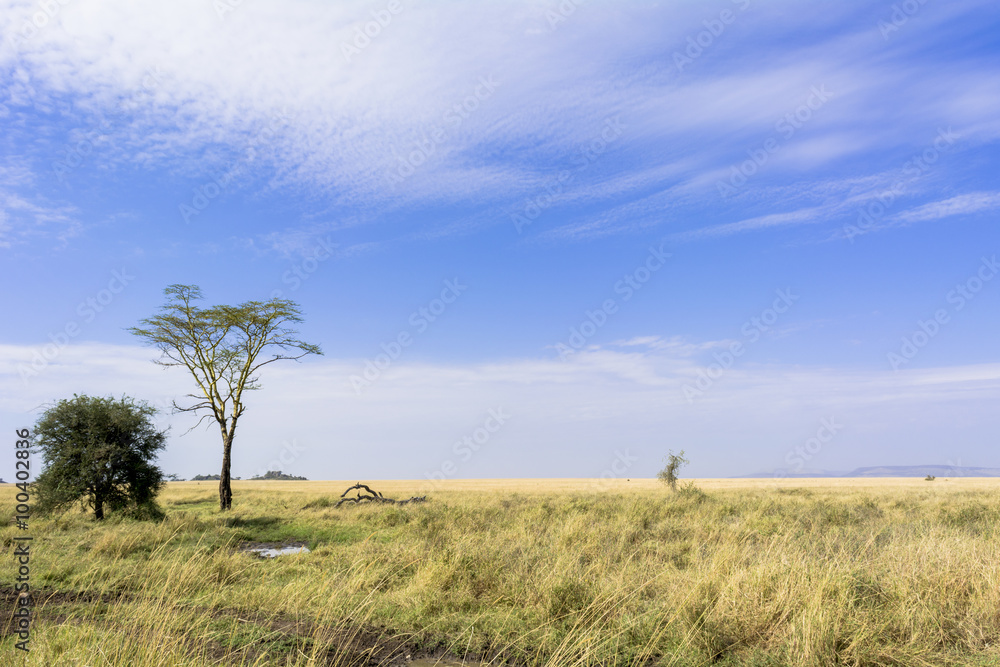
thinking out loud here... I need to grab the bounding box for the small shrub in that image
[658,449,690,490]
[32,394,167,521]
[677,480,708,502]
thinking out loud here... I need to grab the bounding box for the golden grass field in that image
[3,477,1000,666]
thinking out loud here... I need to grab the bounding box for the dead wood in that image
[335,483,427,507]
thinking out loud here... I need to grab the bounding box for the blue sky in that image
[1,0,998,484]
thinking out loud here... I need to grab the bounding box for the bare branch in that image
[334,483,427,507]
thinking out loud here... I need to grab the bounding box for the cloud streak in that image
[894,191,1000,224]
[1,0,997,246]
[2,341,998,481]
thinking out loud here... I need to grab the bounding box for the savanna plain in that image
[3,478,1000,667]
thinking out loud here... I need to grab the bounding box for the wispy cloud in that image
[894,191,1000,224]
[2,341,998,479]
[0,182,79,248]
[671,207,825,243]
[2,0,997,245]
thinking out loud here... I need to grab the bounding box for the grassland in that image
[2,477,1000,666]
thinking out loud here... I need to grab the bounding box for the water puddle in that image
[239,541,310,558]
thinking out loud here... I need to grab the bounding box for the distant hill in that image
[741,465,1000,478]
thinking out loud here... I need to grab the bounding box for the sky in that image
[1,0,998,485]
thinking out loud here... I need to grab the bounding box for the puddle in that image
[239,541,310,558]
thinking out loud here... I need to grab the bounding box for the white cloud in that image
[2,341,999,481]
[671,207,824,242]
[2,0,996,245]
[894,191,1000,224]
[0,185,80,248]
[0,160,77,248]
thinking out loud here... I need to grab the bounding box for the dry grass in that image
[2,478,1000,666]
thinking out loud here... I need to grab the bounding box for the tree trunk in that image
[94,495,104,521]
[219,423,236,511]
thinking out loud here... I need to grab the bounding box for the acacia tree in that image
[33,394,166,520]
[129,285,322,510]
[657,449,689,491]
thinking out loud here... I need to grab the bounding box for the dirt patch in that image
[0,586,125,640]
[0,586,510,665]
[0,586,130,607]
[204,606,488,666]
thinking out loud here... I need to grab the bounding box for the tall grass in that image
[2,478,1000,665]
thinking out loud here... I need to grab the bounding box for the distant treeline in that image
[177,471,307,481]
[250,470,308,481]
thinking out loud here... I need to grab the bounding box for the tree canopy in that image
[128,284,322,510]
[32,394,167,520]
[250,470,307,481]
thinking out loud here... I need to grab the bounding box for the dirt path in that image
[1,586,493,666]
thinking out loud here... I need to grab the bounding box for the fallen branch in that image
[335,483,427,507]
